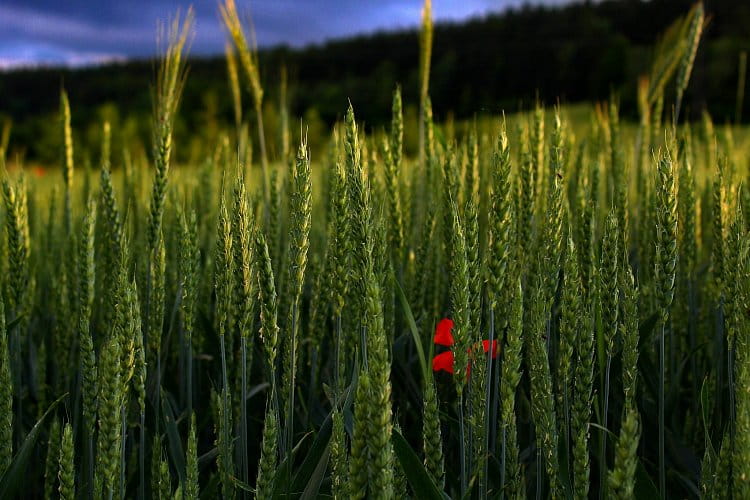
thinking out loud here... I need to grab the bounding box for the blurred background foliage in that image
[0,0,749,165]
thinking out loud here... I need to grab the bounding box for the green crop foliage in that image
[0,2,743,499]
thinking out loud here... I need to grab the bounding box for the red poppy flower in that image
[482,339,499,358]
[434,318,454,346]
[431,318,499,376]
[432,351,455,374]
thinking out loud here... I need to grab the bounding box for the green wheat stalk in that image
[59,89,74,236]
[185,412,199,499]
[418,0,433,168]
[526,279,562,497]
[655,148,678,498]
[58,423,75,500]
[500,277,524,498]
[607,406,641,499]
[674,2,704,121]
[220,0,270,204]
[44,418,61,500]
[146,9,192,252]
[0,291,9,476]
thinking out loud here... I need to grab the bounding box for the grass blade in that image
[0,394,67,498]
[392,428,444,500]
[394,276,428,380]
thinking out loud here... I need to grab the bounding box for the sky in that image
[0,0,573,69]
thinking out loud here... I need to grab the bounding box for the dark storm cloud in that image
[0,0,566,68]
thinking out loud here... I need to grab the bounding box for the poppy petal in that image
[434,318,455,346]
[432,351,455,374]
[482,339,499,359]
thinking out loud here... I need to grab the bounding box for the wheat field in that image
[0,1,747,499]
